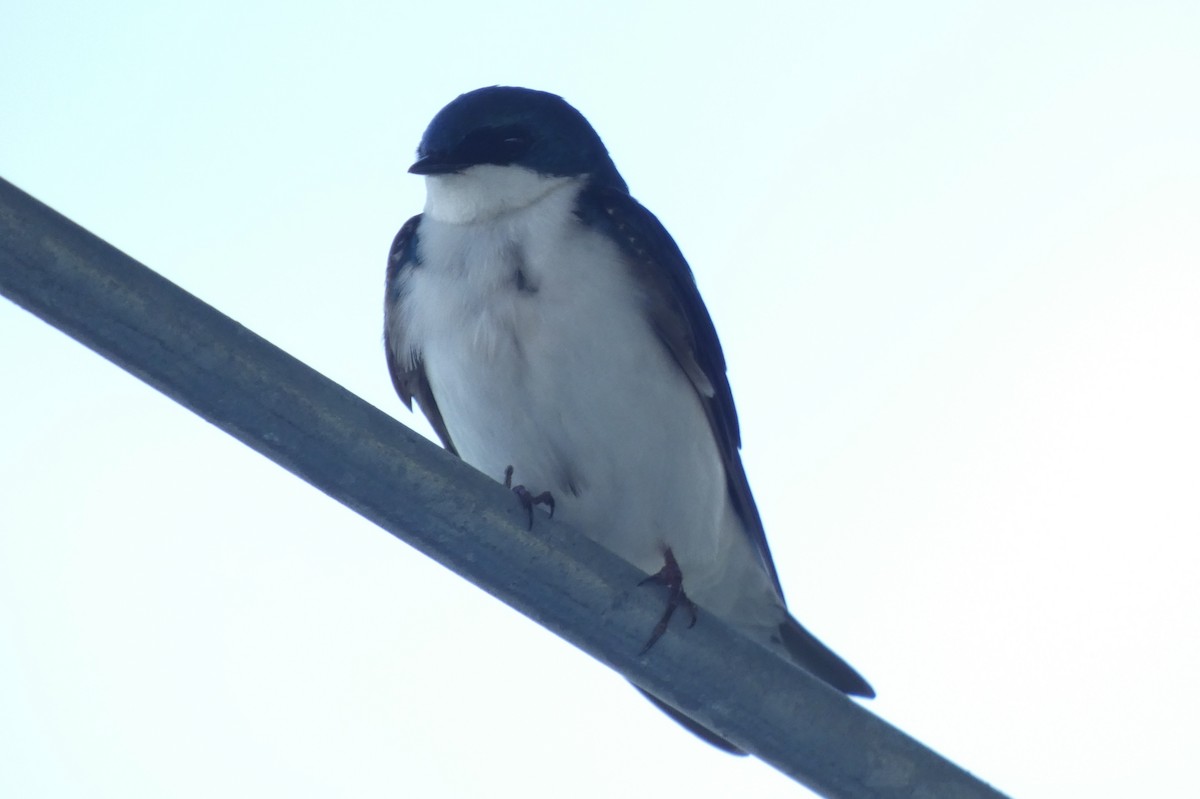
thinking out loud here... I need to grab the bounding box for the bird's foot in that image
[638,547,697,654]
[503,465,555,530]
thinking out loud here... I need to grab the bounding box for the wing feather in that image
[385,214,458,455]
[576,186,784,600]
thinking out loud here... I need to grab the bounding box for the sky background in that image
[3,2,1198,797]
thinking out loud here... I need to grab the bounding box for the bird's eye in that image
[501,135,531,155]
[456,126,533,166]
[490,129,533,163]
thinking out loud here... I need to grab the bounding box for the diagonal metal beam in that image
[0,176,1008,799]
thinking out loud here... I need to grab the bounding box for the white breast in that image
[391,167,783,628]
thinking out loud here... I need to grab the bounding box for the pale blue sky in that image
[3,3,1198,797]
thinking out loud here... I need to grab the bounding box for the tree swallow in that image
[385,86,873,753]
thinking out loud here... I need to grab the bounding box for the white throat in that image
[422,164,577,225]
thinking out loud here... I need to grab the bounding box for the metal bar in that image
[0,176,1007,799]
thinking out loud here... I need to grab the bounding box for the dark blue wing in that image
[575,186,785,600]
[385,214,458,455]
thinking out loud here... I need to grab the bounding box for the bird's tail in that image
[634,687,747,755]
[632,615,872,755]
[778,613,875,698]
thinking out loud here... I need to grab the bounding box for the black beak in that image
[408,154,467,175]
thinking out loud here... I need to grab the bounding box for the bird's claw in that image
[638,547,697,654]
[504,465,555,530]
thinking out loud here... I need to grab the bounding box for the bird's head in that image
[410,86,627,223]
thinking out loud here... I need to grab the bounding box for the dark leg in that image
[503,465,555,530]
[638,547,697,654]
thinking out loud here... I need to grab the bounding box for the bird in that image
[384,86,872,753]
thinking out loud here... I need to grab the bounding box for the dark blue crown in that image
[409,86,628,193]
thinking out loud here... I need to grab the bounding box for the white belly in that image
[396,181,781,625]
